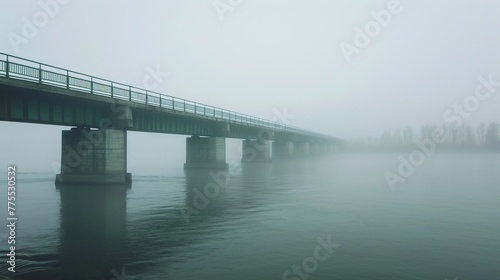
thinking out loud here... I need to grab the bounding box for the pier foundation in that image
[184,136,228,169]
[242,139,272,162]
[273,141,294,159]
[55,127,131,185]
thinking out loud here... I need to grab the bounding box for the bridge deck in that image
[0,53,337,142]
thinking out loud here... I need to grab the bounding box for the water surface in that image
[0,153,499,279]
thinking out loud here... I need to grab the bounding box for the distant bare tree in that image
[476,123,486,145]
[485,122,500,147]
[345,122,499,152]
[403,126,414,146]
[464,124,476,146]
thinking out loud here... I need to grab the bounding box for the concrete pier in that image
[321,143,328,153]
[242,139,271,162]
[184,136,228,169]
[272,141,294,159]
[328,143,336,153]
[55,127,131,185]
[310,143,320,155]
[294,142,310,157]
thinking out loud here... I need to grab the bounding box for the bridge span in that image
[0,53,340,185]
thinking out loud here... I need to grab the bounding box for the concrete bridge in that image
[0,53,340,185]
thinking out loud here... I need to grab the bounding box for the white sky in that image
[1,0,499,171]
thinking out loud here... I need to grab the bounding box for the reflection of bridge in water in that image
[0,53,340,185]
[52,162,290,279]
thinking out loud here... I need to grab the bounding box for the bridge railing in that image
[0,52,331,138]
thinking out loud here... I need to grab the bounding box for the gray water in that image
[0,153,499,280]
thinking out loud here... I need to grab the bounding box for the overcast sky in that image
[1,1,499,172]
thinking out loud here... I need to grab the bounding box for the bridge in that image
[0,52,340,185]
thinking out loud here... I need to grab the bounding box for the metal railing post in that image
[0,52,330,140]
[5,55,9,78]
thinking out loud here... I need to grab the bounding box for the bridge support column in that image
[311,143,320,155]
[242,140,271,162]
[294,142,310,157]
[55,127,131,185]
[273,141,294,159]
[329,143,336,153]
[184,136,228,169]
[321,143,328,153]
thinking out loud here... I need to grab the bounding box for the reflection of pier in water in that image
[58,184,127,279]
[54,161,300,278]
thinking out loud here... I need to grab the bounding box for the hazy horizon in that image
[1,1,499,171]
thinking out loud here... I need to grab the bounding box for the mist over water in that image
[0,153,498,279]
[1,1,500,279]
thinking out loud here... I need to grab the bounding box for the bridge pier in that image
[328,143,336,153]
[242,139,272,162]
[55,127,131,185]
[272,141,294,159]
[184,136,228,169]
[321,143,328,153]
[310,143,320,155]
[294,142,310,157]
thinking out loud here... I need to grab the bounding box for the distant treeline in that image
[343,122,500,152]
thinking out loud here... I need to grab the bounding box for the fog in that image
[1,1,500,171]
